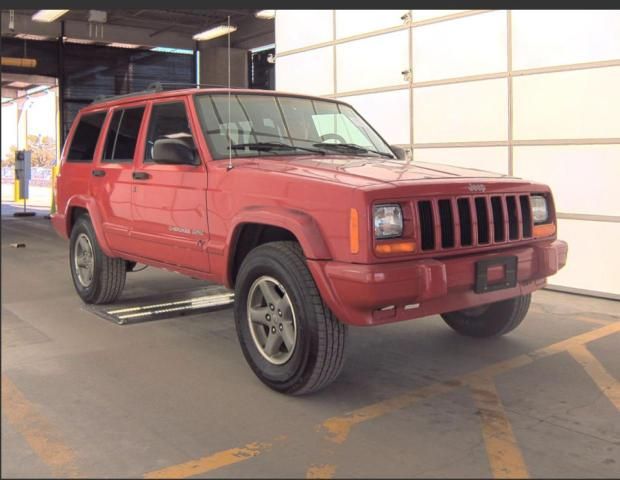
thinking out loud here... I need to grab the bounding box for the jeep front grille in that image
[417,194,533,251]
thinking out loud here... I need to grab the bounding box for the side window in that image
[66,112,107,162]
[144,102,197,163]
[103,106,145,162]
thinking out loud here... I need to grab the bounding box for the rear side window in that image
[66,112,107,162]
[103,107,145,162]
[144,102,197,163]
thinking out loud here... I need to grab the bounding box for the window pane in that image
[144,102,196,162]
[335,10,408,39]
[276,10,333,52]
[513,66,620,140]
[412,11,507,82]
[336,30,409,93]
[66,112,107,162]
[340,89,410,144]
[413,78,508,143]
[103,107,145,162]
[276,47,334,96]
[512,10,620,70]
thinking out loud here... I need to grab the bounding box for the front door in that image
[130,97,210,272]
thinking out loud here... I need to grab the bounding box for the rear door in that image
[130,96,210,272]
[90,103,146,254]
[59,110,107,219]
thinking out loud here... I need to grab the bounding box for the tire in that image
[441,294,531,338]
[69,214,126,304]
[234,241,347,395]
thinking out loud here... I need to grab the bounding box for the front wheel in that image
[234,241,347,395]
[441,294,531,338]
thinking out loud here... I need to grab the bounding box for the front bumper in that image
[307,240,568,326]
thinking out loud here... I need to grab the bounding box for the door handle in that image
[133,171,151,180]
[92,169,106,177]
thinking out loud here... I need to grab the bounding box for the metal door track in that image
[86,287,235,325]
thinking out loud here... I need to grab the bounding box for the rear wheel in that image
[441,294,531,338]
[69,215,126,304]
[234,241,347,395]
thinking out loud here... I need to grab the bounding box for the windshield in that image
[193,93,394,159]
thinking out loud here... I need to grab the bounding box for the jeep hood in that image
[246,156,512,187]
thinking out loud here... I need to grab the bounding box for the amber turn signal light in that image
[350,208,360,254]
[533,223,556,238]
[375,241,416,254]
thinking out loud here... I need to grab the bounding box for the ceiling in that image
[7,10,261,37]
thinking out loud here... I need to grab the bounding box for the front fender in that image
[224,205,331,284]
[64,195,114,257]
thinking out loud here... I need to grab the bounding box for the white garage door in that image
[275,10,620,299]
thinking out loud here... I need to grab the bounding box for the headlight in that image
[374,204,403,238]
[530,195,549,224]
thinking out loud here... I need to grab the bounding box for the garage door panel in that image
[513,67,620,140]
[336,30,409,93]
[335,10,409,39]
[276,47,334,96]
[340,89,410,145]
[412,10,468,22]
[413,78,508,143]
[512,10,620,70]
[412,11,507,82]
[551,219,620,295]
[514,145,620,217]
[275,10,333,52]
[413,147,509,174]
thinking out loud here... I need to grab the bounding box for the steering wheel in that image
[320,133,347,144]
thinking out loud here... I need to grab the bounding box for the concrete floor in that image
[2,216,619,479]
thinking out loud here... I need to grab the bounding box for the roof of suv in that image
[83,87,347,113]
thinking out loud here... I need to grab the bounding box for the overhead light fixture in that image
[108,42,142,49]
[14,33,50,41]
[64,37,96,45]
[32,9,69,23]
[151,47,194,55]
[255,10,275,20]
[193,24,237,42]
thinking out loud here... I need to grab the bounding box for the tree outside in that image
[2,134,57,168]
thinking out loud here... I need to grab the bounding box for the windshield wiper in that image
[229,142,326,155]
[312,142,394,159]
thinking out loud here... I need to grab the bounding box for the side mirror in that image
[390,145,407,160]
[152,138,197,165]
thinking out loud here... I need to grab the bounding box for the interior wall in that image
[274,9,620,298]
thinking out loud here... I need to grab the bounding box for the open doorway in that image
[1,73,58,216]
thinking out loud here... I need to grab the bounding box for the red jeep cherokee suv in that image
[52,87,568,394]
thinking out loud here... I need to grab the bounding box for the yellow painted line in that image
[320,321,620,444]
[321,381,456,444]
[1,375,83,478]
[568,344,620,411]
[470,377,529,479]
[306,463,336,479]
[143,439,282,479]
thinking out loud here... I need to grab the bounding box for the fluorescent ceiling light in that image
[108,42,142,49]
[64,37,96,45]
[151,47,194,55]
[32,9,69,22]
[193,25,237,42]
[14,33,51,41]
[255,10,275,20]
[250,43,275,53]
